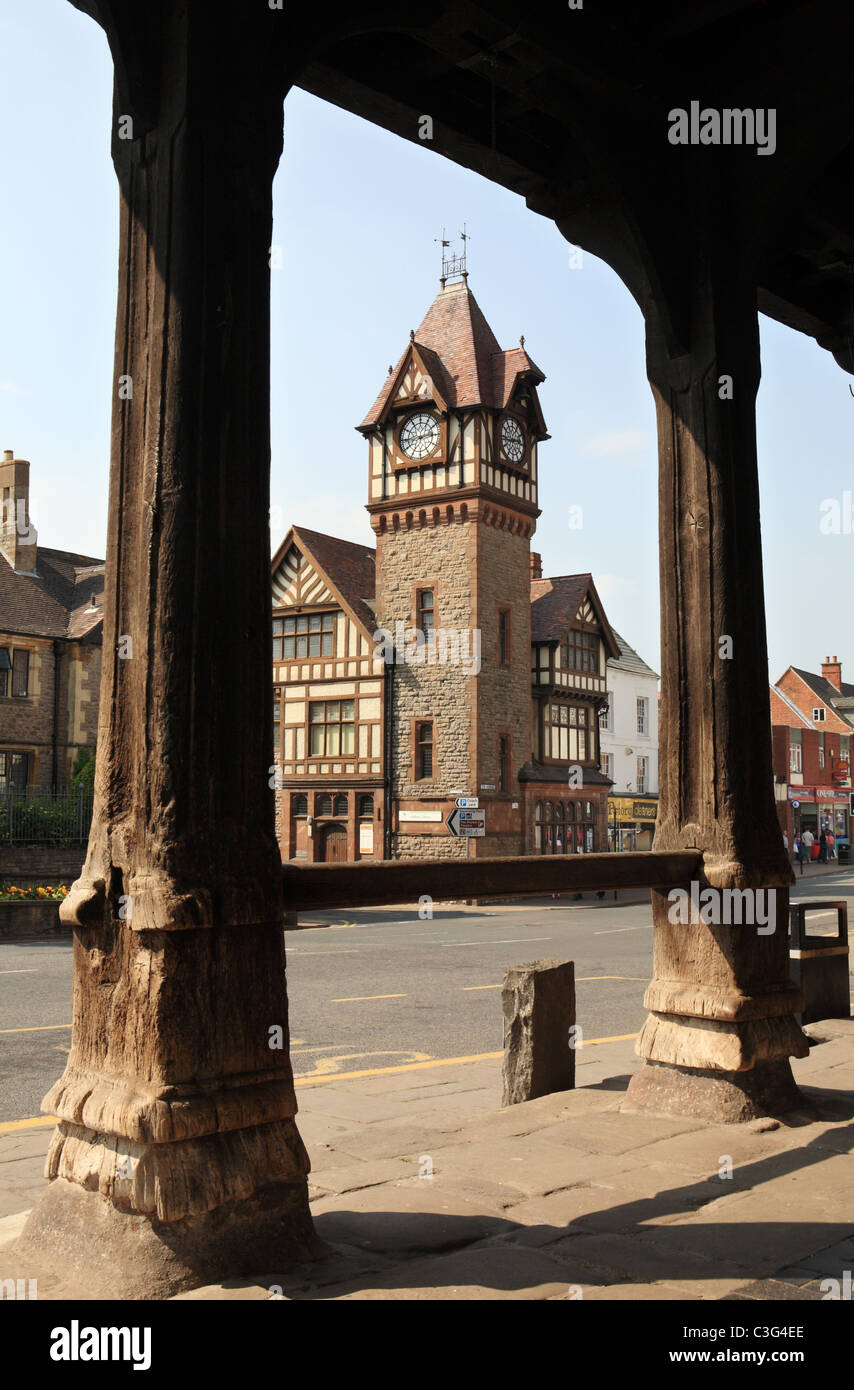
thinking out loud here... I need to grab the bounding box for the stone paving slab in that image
[1,1021,853,1301]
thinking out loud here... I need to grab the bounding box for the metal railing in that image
[283,849,703,911]
[0,788,94,845]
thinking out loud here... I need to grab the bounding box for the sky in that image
[1,0,852,685]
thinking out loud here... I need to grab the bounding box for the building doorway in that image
[318,822,348,862]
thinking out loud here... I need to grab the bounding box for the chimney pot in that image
[530,551,543,580]
[821,655,843,691]
[3,450,13,461]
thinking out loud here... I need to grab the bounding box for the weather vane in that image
[437,225,470,287]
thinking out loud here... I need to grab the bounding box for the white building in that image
[598,631,660,850]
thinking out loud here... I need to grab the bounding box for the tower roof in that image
[359,279,545,429]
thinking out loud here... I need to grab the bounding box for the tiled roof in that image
[608,630,659,680]
[792,666,854,702]
[359,280,545,428]
[790,667,854,730]
[0,546,104,641]
[290,526,376,636]
[530,574,620,661]
[530,574,590,642]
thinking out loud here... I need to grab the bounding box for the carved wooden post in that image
[624,246,807,1121]
[17,5,317,1295]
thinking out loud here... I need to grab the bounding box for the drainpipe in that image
[51,639,65,792]
[383,658,394,859]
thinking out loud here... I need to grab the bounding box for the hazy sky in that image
[1,1,851,685]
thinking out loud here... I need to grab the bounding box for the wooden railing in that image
[282,850,702,912]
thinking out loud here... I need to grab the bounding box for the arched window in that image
[544,802,553,821]
[317,793,333,817]
[333,794,348,817]
[554,802,564,820]
[566,801,575,821]
[292,794,308,817]
[359,794,374,818]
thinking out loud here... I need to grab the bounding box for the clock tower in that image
[357,271,549,858]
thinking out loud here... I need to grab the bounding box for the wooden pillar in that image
[624,245,807,1121]
[16,5,318,1296]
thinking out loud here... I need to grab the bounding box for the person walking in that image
[819,829,828,863]
[827,830,836,860]
[802,827,814,870]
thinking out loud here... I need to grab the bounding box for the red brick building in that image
[272,275,618,862]
[770,657,853,852]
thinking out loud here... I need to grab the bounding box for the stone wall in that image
[377,515,475,818]
[0,846,85,886]
[0,632,101,791]
[0,899,70,939]
[475,521,531,855]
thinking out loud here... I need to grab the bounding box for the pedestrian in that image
[827,830,836,860]
[819,829,827,863]
[783,830,789,857]
[802,827,814,867]
[794,832,804,875]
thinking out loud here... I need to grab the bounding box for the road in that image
[2,869,852,1124]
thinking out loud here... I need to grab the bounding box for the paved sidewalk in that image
[1,1018,853,1300]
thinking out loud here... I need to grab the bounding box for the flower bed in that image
[0,884,69,901]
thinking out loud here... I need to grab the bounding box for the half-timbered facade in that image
[271,527,386,862]
[272,276,618,862]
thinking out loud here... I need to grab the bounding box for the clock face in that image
[501,415,525,465]
[400,412,440,461]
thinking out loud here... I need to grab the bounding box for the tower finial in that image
[435,225,469,287]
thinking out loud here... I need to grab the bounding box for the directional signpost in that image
[446,806,485,837]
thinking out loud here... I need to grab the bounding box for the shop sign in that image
[788,786,813,801]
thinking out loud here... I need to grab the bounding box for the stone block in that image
[502,959,575,1106]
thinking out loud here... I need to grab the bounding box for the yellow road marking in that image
[0,1037,641,1126]
[296,1049,430,1078]
[331,993,407,1003]
[294,1051,500,1085]
[462,976,648,991]
[0,1024,71,1034]
[577,975,650,982]
[0,1115,60,1133]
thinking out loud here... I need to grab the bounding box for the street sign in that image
[791,800,800,809]
[455,796,479,809]
[446,807,486,837]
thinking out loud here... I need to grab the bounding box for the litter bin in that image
[789,900,850,1024]
[838,843,850,866]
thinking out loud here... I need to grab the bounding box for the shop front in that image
[608,794,659,851]
[787,785,850,856]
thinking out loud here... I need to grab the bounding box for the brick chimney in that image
[530,551,542,580]
[821,655,843,691]
[0,450,38,574]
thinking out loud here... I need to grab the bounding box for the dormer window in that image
[813,707,826,723]
[561,630,598,673]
